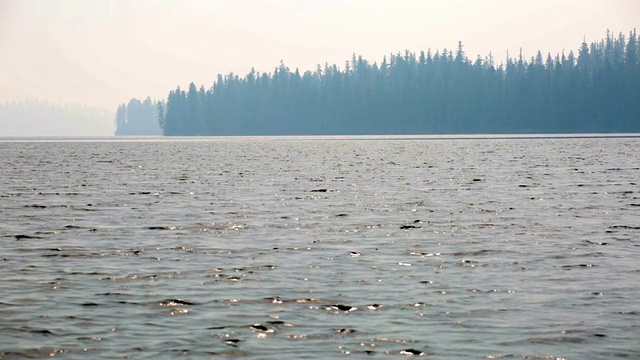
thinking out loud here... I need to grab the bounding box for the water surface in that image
[1,137,639,359]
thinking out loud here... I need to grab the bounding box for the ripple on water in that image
[0,138,638,359]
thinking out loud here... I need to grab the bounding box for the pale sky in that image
[0,0,638,111]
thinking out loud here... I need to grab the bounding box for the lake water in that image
[1,136,639,359]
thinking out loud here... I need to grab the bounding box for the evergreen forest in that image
[155,30,640,135]
[114,97,163,136]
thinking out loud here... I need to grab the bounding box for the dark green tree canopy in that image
[159,30,639,136]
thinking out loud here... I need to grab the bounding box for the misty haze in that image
[1,1,639,359]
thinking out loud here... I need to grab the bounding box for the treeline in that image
[162,30,640,135]
[114,97,162,136]
[0,100,113,137]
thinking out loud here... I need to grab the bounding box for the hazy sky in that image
[0,0,638,110]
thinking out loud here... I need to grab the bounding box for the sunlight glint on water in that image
[0,137,638,359]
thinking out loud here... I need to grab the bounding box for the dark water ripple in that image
[0,137,639,359]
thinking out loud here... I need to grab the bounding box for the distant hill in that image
[0,100,114,137]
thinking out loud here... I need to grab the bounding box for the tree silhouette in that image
[157,30,639,136]
[114,97,162,135]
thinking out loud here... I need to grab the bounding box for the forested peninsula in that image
[148,30,640,135]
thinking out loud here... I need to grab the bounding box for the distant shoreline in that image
[2,133,639,142]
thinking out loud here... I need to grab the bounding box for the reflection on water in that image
[0,137,639,359]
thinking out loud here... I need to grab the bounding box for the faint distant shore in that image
[2,133,639,142]
[0,100,114,137]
